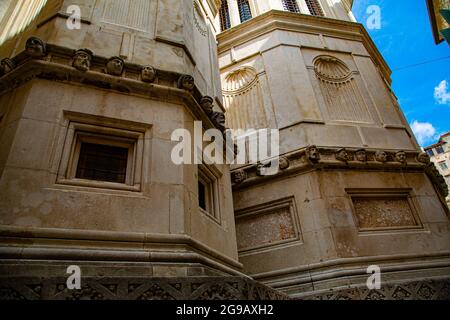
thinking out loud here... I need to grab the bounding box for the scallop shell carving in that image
[223,67,258,93]
[314,56,352,83]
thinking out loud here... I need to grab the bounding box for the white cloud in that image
[434,80,450,105]
[410,120,438,146]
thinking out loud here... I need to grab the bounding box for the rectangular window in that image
[219,0,231,31]
[426,149,435,157]
[237,0,252,23]
[439,161,448,170]
[198,164,221,221]
[76,143,129,183]
[198,180,207,211]
[436,146,445,154]
[57,112,151,192]
[305,0,324,16]
[283,0,300,13]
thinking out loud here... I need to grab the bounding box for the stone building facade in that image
[425,132,450,207]
[0,0,449,300]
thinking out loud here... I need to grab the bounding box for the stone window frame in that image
[346,188,424,233]
[198,163,222,223]
[56,111,151,192]
[235,196,303,255]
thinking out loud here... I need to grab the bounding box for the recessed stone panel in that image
[236,198,301,252]
[347,189,423,231]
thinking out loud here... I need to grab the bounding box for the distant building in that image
[426,0,450,45]
[425,132,450,206]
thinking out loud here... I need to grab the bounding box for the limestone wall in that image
[218,11,418,154]
[0,0,223,104]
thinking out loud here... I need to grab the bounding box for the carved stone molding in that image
[0,276,288,300]
[231,147,434,189]
[0,38,227,132]
[301,279,450,300]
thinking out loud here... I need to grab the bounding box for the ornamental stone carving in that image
[0,58,15,76]
[200,96,214,115]
[306,145,320,163]
[178,74,195,91]
[425,163,449,198]
[141,65,157,83]
[106,56,125,76]
[395,151,407,164]
[25,37,46,58]
[375,150,388,163]
[355,149,367,162]
[232,170,247,184]
[279,157,290,170]
[256,162,266,176]
[417,152,431,164]
[336,148,350,162]
[313,55,371,123]
[72,49,93,72]
[210,111,226,132]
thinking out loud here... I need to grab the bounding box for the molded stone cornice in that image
[217,10,392,84]
[230,146,449,202]
[0,40,224,132]
[0,225,245,275]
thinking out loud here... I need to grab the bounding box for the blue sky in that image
[353,0,450,147]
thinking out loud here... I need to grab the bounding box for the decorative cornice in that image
[217,10,392,84]
[0,38,227,132]
[231,146,448,200]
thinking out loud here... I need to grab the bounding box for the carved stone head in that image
[178,74,195,91]
[355,149,367,162]
[336,148,349,162]
[72,49,93,72]
[417,152,431,164]
[25,37,46,58]
[200,96,214,115]
[211,111,226,132]
[395,151,407,164]
[0,58,15,75]
[141,65,157,83]
[106,56,125,76]
[279,157,290,170]
[306,145,320,163]
[375,150,388,163]
[256,162,266,176]
[232,170,246,184]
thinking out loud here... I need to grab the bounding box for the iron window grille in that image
[305,0,324,16]
[282,0,300,13]
[237,0,253,23]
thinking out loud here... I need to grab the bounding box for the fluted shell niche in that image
[313,55,372,123]
[222,67,268,131]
